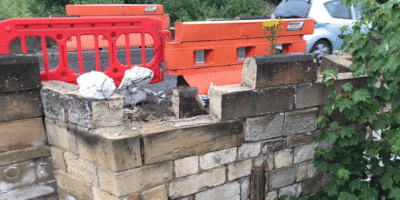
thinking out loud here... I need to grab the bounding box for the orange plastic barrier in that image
[164,19,315,94]
[66,4,170,51]
[0,16,170,85]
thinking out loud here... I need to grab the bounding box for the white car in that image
[272,0,364,54]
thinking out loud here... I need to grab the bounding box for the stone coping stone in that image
[320,54,353,73]
[242,53,318,89]
[41,81,79,122]
[0,146,50,166]
[142,118,244,165]
[0,117,47,152]
[295,73,367,109]
[41,80,124,128]
[72,124,142,172]
[0,89,43,122]
[209,84,294,120]
[0,54,41,92]
[65,90,124,129]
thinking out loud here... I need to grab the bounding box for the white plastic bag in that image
[118,66,154,89]
[115,66,154,105]
[77,71,116,100]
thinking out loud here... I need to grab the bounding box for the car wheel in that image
[310,40,332,55]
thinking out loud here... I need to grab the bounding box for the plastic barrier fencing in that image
[66,4,170,52]
[0,17,170,86]
[164,19,315,94]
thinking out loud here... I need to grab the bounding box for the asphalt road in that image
[35,48,177,93]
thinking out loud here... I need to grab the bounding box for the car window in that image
[354,2,363,20]
[324,0,352,19]
[273,0,311,18]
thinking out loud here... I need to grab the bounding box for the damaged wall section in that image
[40,53,366,200]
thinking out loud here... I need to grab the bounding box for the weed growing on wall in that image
[261,19,283,55]
[286,0,400,199]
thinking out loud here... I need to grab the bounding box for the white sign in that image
[287,21,305,31]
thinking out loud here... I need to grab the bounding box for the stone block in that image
[265,191,277,200]
[278,183,302,198]
[296,73,366,110]
[58,189,77,200]
[55,170,93,200]
[93,187,140,200]
[0,117,47,152]
[287,130,320,148]
[227,159,252,181]
[253,153,274,172]
[294,143,318,164]
[98,161,173,197]
[0,157,55,193]
[240,177,250,200]
[284,108,318,136]
[209,84,295,120]
[66,91,124,128]
[0,146,50,166]
[195,181,240,200]
[319,140,334,151]
[245,113,285,141]
[64,152,98,186]
[175,156,199,178]
[199,147,237,170]
[302,174,323,195]
[320,54,353,73]
[295,82,327,109]
[296,161,317,182]
[274,149,293,169]
[238,142,261,160]
[143,119,243,165]
[264,172,269,193]
[321,107,351,126]
[41,81,79,122]
[0,90,43,122]
[0,180,57,200]
[49,146,67,172]
[44,118,78,154]
[241,54,318,89]
[269,166,296,190]
[322,173,334,188]
[332,73,367,99]
[142,185,168,200]
[177,196,194,200]
[169,166,226,199]
[35,192,59,200]
[250,168,265,200]
[76,126,142,172]
[0,54,41,92]
[172,87,207,118]
[261,138,286,153]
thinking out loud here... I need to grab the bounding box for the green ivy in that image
[283,0,400,199]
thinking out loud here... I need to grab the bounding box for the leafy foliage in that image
[222,0,264,18]
[298,0,400,199]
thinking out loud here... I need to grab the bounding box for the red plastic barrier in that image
[0,17,170,86]
[164,19,315,94]
[65,4,171,51]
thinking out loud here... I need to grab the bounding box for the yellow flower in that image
[263,19,283,28]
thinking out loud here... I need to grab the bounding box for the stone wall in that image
[40,53,365,200]
[0,54,57,199]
